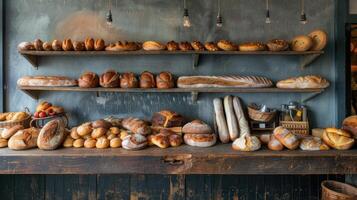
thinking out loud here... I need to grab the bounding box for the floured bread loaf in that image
[276,75,329,89]
[17,76,78,87]
[177,76,273,88]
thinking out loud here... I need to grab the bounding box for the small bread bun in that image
[120,130,130,140]
[84,138,97,148]
[259,134,271,144]
[167,41,179,51]
[96,137,110,149]
[184,133,217,147]
[85,38,95,51]
[70,127,80,139]
[33,39,44,51]
[191,41,205,51]
[73,138,84,148]
[107,133,116,140]
[217,40,237,51]
[268,135,284,151]
[43,42,53,51]
[232,135,261,151]
[78,71,99,88]
[169,134,183,147]
[62,39,74,51]
[142,41,166,51]
[110,138,122,148]
[63,137,74,147]
[151,133,170,148]
[73,41,85,51]
[0,138,8,148]
[109,127,121,135]
[91,128,107,139]
[179,41,193,51]
[94,39,106,51]
[239,42,266,52]
[266,39,289,52]
[52,40,62,51]
[204,42,219,51]
[77,123,93,137]
[291,35,313,52]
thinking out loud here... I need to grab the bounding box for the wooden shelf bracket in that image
[302,91,323,103]
[191,91,198,103]
[21,89,39,100]
[22,54,38,69]
[192,54,200,69]
[300,54,321,69]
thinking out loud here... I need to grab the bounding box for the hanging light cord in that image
[301,0,305,14]
[184,0,187,10]
[217,0,221,17]
[266,0,269,11]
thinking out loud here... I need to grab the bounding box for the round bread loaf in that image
[122,134,148,150]
[217,40,237,51]
[94,39,106,51]
[182,120,213,134]
[308,29,327,51]
[169,134,183,147]
[43,42,53,51]
[92,119,112,129]
[268,135,284,151]
[291,35,313,51]
[342,116,357,139]
[110,138,122,148]
[151,133,170,148]
[179,41,193,51]
[33,39,44,51]
[267,39,289,52]
[191,41,205,51]
[73,138,84,148]
[96,137,110,149]
[52,40,63,51]
[78,71,99,88]
[120,72,139,88]
[140,71,156,88]
[63,137,74,147]
[73,41,85,51]
[156,72,175,89]
[232,135,261,151]
[62,39,74,51]
[322,128,355,150]
[99,70,120,88]
[167,41,179,51]
[85,38,95,51]
[204,42,219,51]
[84,138,96,148]
[18,42,35,51]
[8,127,40,150]
[37,119,66,150]
[299,137,330,151]
[184,133,217,147]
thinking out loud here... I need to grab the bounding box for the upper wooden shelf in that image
[18,86,324,103]
[18,50,324,69]
[0,144,355,175]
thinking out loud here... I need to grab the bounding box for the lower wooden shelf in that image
[0,144,355,174]
[18,86,325,103]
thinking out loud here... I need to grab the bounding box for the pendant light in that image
[265,0,271,24]
[106,0,113,26]
[216,0,223,28]
[300,0,307,24]
[183,0,191,28]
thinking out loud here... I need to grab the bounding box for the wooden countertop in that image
[0,144,356,175]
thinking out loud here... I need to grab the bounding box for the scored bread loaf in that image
[273,126,300,150]
[177,76,273,88]
[122,117,151,135]
[17,76,78,87]
[37,119,66,150]
[276,75,330,89]
[8,127,40,150]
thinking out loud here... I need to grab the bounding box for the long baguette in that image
[232,96,250,137]
[213,98,230,143]
[177,75,273,88]
[224,96,239,141]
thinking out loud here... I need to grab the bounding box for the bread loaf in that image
[224,96,239,141]
[300,137,330,151]
[78,72,99,88]
[342,116,357,139]
[110,138,122,148]
[142,41,166,51]
[259,134,271,144]
[267,39,289,52]
[276,75,330,89]
[273,126,299,150]
[33,39,44,51]
[232,135,261,151]
[184,133,216,147]
[62,39,74,51]
[122,117,151,135]
[151,110,185,128]
[179,41,193,51]
[52,40,62,51]
[37,119,66,150]
[92,119,112,129]
[0,138,7,148]
[291,35,313,51]
[43,42,52,51]
[18,42,35,51]
[268,135,284,151]
[94,39,105,51]
[122,134,148,150]
[322,128,355,150]
[213,98,230,143]
[140,71,156,88]
[156,72,175,89]
[151,133,170,148]
[167,41,179,51]
[8,127,40,150]
[182,120,212,134]
[169,133,183,147]
[99,70,120,88]
[85,38,95,51]
[63,137,74,147]
[217,40,237,51]
[96,137,110,149]
[177,76,273,88]
[232,96,250,137]
[239,42,266,51]
[1,125,23,139]
[120,72,139,88]
[17,76,78,87]
[204,42,219,51]
[308,30,328,51]
[73,41,85,51]
[191,41,205,51]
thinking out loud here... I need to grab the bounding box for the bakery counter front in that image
[0,144,356,175]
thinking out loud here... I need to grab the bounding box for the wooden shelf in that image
[19,50,324,69]
[18,86,325,103]
[0,144,355,174]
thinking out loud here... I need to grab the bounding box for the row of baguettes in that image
[17,75,330,89]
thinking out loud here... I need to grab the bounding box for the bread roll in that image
[204,42,219,51]
[119,130,130,140]
[122,117,151,135]
[33,39,44,51]
[184,133,217,147]
[300,137,330,151]
[232,135,261,151]
[259,134,271,144]
[105,41,140,51]
[109,127,121,135]
[191,41,205,51]
[291,35,313,52]
[73,138,84,148]
[217,40,237,51]
[8,127,40,150]
[232,96,250,137]
[273,126,299,150]
[322,128,354,150]
[151,110,185,128]
[18,42,35,51]
[0,138,7,148]
[43,42,53,51]
[182,120,212,134]
[84,138,97,148]
[94,39,105,51]
[277,75,330,89]
[120,72,139,88]
[1,125,23,139]
[224,96,240,141]
[342,116,357,139]
[266,39,289,52]
[17,76,78,87]
[122,133,148,150]
[92,119,112,129]
[167,41,179,51]
[156,72,175,89]
[177,76,273,88]
[52,40,62,51]
[151,133,170,148]
[37,119,66,150]
[110,138,122,148]
[91,128,107,139]
[104,116,122,127]
[77,122,92,136]
[268,135,284,151]
[239,42,266,51]
[140,71,156,88]
[179,41,193,51]
[62,39,74,51]
[78,71,99,88]
[308,30,327,51]
[85,38,95,51]
[213,98,230,143]
[63,137,74,147]
[96,137,110,149]
[142,41,166,51]
[169,134,183,147]
[73,41,85,51]
[107,133,116,140]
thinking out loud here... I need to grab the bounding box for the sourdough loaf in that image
[177,76,273,88]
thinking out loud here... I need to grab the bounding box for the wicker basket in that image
[30,113,69,128]
[248,106,276,122]
[279,120,309,135]
[321,180,357,200]
[0,109,31,128]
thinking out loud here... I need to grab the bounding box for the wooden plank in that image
[0,145,356,174]
[96,175,130,200]
[62,175,96,200]
[0,0,3,112]
[13,175,45,200]
[0,175,14,200]
[45,175,64,200]
[130,175,170,200]
[185,175,213,200]
[168,175,185,200]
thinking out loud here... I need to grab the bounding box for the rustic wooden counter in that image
[0,144,356,175]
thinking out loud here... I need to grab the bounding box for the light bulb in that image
[216,15,223,28]
[183,9,191,28]
[300,13,307,24]
[265,10,271,24]
[106,10,113,27]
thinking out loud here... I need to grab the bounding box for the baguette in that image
[224,96,239,141]
[232,96,250,137]
[177,76,273,88]
[17,76,78,87]
[276,75,329,89]
[213,98,230,143]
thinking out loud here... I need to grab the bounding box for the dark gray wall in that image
[5,0,336,128]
